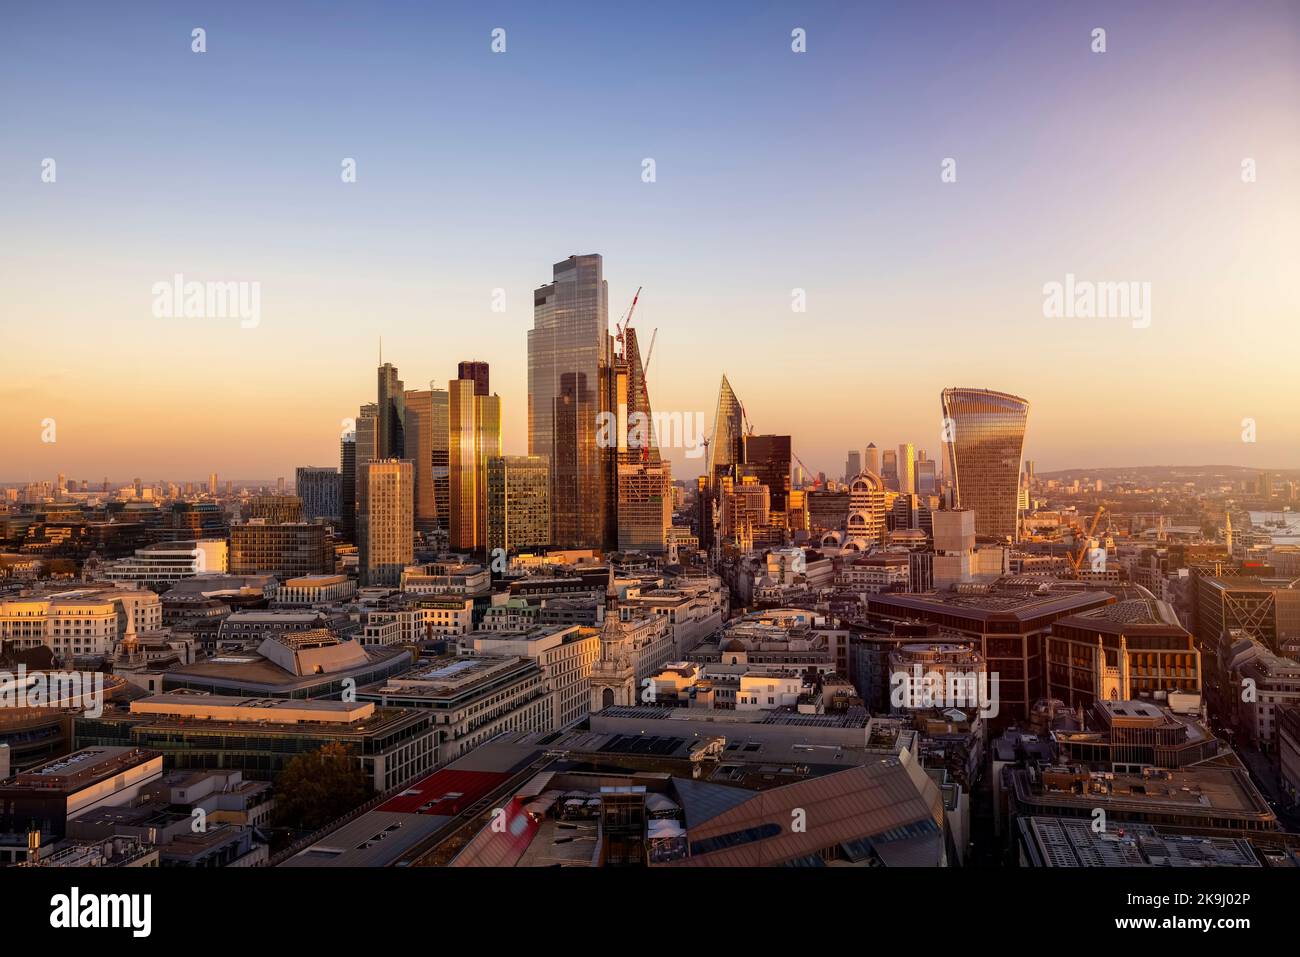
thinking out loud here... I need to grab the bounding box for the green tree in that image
[273,743,372,832]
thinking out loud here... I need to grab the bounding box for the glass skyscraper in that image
[940,387,1030,542]
[528,254,613,549]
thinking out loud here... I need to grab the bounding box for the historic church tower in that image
[589,567,637,712]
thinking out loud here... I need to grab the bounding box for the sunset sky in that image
[2,0,1297,482]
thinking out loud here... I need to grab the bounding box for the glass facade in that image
[940,387,1030,542]
[528,254,613,549]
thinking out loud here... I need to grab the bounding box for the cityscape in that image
[0,0,1295,933]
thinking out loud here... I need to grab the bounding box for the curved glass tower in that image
[940,387,1030,542]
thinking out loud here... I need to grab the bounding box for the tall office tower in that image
[295,466,342,521]
[864,443,880,478]
[940,387,1030,542]
[917,459,938,495]
[847,471,886,546]
[424,388,450,531]
[353,402,378,531]
[449,376,502,552]
[1023,460,1035,487]
[339,433,357,540]
[615,326,660,466]
[457,361,490,397]
[742,434,792,512]
[403,389,438,534]
[881,449,899,490]
[208,473,218,496]
[486,455,551,555]
[377,362,406,460]
[706,374,744,485]
[845,450,862,482]
[357,459,413,586]
[529,254,614,549]
[897,443,916,495]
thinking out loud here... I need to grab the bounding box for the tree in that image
[273,743,371,832]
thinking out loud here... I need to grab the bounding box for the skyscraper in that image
[940,387,1030,542]
[897,443,916,495]
[529,254,614,549]
[864,443,880,478]
[742,434,792,513]
[352,402,378,543]
[881,449,899,491]
[449,375,501,552]
[847,471,886,547]
[377,362,405,460]
[357,459,413,586]
[457,361,490,397]
[339,432,357,540]
[403,389,438,534]
[707,374,744,484]
[845,450,861,483]
[486,455,551,556]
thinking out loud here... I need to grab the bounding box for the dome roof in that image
[722,638,747,653]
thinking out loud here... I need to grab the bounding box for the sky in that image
[2,0,1297,483]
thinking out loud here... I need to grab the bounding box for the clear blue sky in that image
[2,0,1297,481]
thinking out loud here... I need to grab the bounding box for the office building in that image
[529,253,615,549]
[230,522,332,578]
[845,450,861,482]
[940,387,1030,542]
[295,467,341,522]
[486,455,551,555]
[449,375,502,552]
[358,459,414,586]
[897,443,916,495]
[707,374,744,484]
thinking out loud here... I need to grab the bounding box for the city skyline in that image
[3,1,1297,480]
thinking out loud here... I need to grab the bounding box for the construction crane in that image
[792,451,821,489]
[614,286,642,359]
[1069,505,1108,577]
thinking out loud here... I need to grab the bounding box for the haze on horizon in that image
[2,1,1297,483]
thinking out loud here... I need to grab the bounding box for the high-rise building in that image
[917,459,938,495]
[881,449,899,491]
[457,361,490,397]
[208,473,218,496]
[864,443,880,478]
[429,387,450,532]
[742,434,792,513]
[897,443,916,495]
[449,376,501,552]
[339,432,357,540]
[377,362,405,460]
[358,459,413,586]
[352,402,378,542]
[529,254,614,549]
[403,389,438,534]
[707,374,744,484]
[845,450,862,483]
[940,387,1030,542]
[295,467,342,521]
[486,455,551,555]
